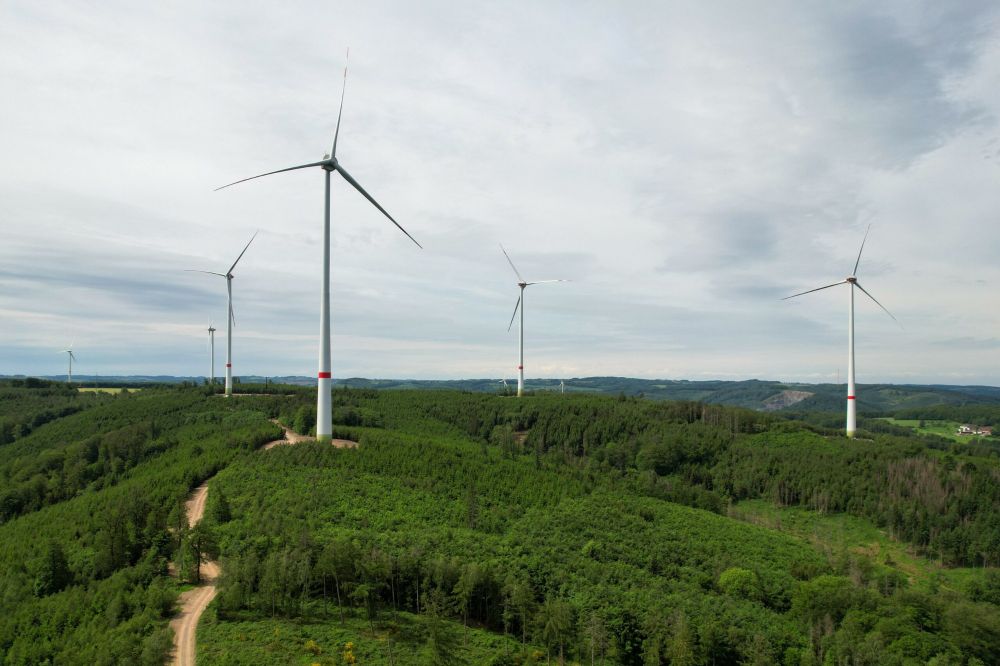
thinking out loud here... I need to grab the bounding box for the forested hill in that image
[10,374,1000,413]
[334,377,1000,413]
[1,379,999,664]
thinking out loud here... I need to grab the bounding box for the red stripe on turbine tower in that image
[226,363,232,368]
[517,365,523,370]
[318,372,331,379]
[847,396,855,400]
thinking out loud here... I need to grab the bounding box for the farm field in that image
[878,417,982,443]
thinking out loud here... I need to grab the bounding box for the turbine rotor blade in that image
[854,281,901,326]
[781,280,848,300]
[499,244,525,282]
[184,270,227,278]
[335,165,422,248]
[507,294,522,332]
[229,230,258,274]
[853,223,872,276]
[525,279,570,285]
[331,48,349,159]
[215,161,328,191]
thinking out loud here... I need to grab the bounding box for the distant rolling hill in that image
[9,374,1000,414]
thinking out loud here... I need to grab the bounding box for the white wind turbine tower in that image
[501,244,568,397]
[216,54,421,441]
[186,232,257,397]
[207,319,216,385]
[783,225,899,437]
[60,345,76,384]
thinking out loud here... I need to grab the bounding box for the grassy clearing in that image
[198,604,530,665]
[77,386,141,393]
[729,499,990,594]
[878,417,974,442]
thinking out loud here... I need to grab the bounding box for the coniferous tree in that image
[33,540,71,596]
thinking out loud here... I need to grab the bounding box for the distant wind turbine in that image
[186,232,257,397]
[60,345,76,384]
[560,379,565,394]
[783,225,899,437]
[501,244,568,397]
[215,53,421,441]
[207,319,216,385]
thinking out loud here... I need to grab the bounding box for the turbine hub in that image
[322,157,338,171]
[846,276,857,283]
[518,282,527,288]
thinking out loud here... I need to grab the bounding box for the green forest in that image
[0,380,998,664]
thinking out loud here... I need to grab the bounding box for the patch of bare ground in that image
[262,419,312,449]
[262,419,358,449]
[761,390,814,411]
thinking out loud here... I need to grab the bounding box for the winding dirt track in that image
[262,419,312,449]
[168,483,217,666]
[167,420,356,664]
[263,419,357,449]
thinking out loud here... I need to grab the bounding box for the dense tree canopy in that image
[0,380,997,664]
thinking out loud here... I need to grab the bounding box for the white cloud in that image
[1,0,998,384]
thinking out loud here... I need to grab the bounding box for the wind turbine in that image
[186,232,257,397]
[207,319,216,385]
[60,345,76,384]
[215,54,421,441]
[501,244,568,397]
[560,379,565,394]
[783,225,898,438]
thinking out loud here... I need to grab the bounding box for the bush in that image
[293,405,316,436]
[718,567,760,601]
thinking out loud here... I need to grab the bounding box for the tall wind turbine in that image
[215,54,421,441]
[207,319,216,385]
[783,225,898,437]
[186,232,257,397]
[501,244,568,397]
[60,346,76,384]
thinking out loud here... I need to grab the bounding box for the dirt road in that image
[184,482,210,527]
[262,419,312,450]
[262,419,357,449]
[168,482,217,666]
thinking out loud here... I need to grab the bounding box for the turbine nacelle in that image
[846,276,857,284]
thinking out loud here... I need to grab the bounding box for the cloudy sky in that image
[2,1,999,384]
